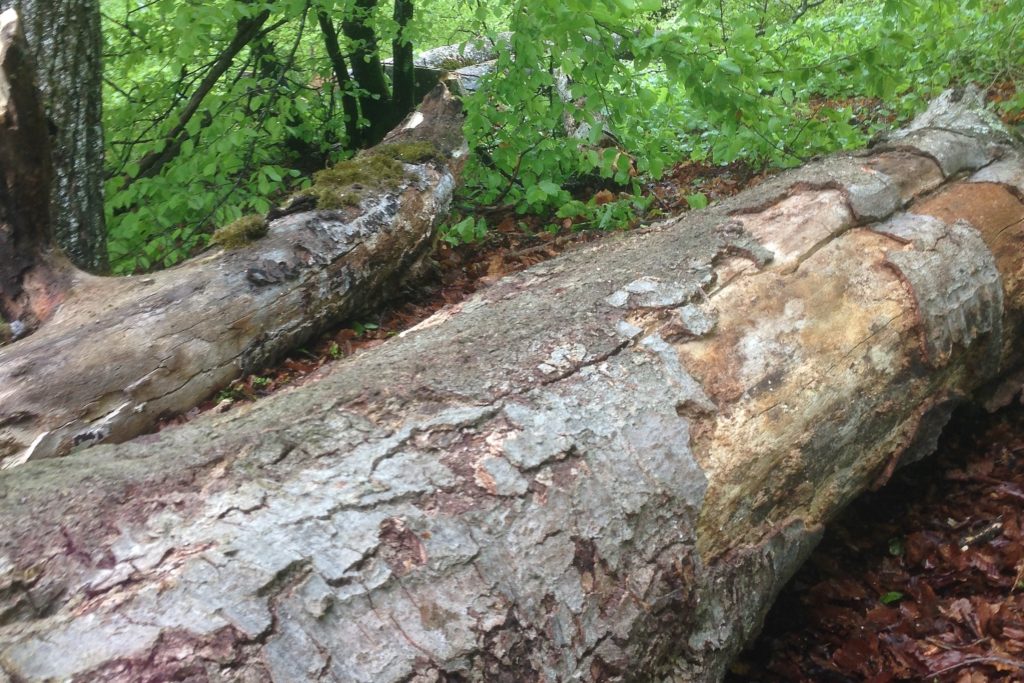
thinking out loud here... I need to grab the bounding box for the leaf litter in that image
[727,404,1024,683]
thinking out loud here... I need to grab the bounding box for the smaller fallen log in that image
[0,6,466,467]
[379,34,507,103]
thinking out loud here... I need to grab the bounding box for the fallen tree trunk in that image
[0,6,466,468]
[2,90,1023,682]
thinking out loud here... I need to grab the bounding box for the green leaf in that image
[719,58,741,76]
[538,180,561,196]
[880,591,903,605]
[685,193,709,210]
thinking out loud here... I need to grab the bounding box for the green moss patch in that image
[302,142,441,210]
[375,141,441,164]
[308,154,403,210]
[211,214,268,248]
[314,153,406,189]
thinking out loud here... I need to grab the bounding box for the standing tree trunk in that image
[0,9,70,337]
[317,9,363,147]
[1,0,105,272]
[341,0,396,145]
[390,0,415,115]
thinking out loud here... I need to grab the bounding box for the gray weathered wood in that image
[1,90,1023,682]
[0,85,465,467]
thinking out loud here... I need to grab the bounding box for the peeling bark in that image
[0,85,465,466]
[2,90,1024,682]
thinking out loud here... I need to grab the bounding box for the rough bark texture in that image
[0,85,465,467]
[0,0,105,271]
[2,90,1024,682]
[0,9,73,343]
[381,35,506,102]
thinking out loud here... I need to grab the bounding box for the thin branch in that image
[131,5,272,181]
[930,656,1024,678]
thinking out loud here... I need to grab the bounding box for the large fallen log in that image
[0,8,466,467]
[2,89,1023,681]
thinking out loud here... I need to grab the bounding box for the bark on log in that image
[379,35,507,103]
[2,90,1024,682]
[0,84,466,467]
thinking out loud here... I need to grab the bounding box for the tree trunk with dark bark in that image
[0,9,69,339]
[1,89,1023,682]
[390,0,415,116]
[317,9,362,148]
[1,0,105,272]
[341,0,394,145]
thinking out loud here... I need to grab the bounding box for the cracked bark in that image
[0,0,106,272]
[2,89,1024,682]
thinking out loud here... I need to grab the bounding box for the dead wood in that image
[0,84,465,466]
[1,89,1023,682]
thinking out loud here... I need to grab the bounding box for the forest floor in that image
[159,84,1024,682]
[727,404,1024,683]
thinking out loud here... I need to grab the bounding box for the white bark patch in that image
[403,111,425,129]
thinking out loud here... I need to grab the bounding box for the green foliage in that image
[880,591,904,605]
[352,321,380,336]
[685,193,709,211]
[101,0,466,273]
[557,194,652,231]
[103,0,318,271]
[461,0,1024,229]
[441,215,488,245]
[101,0,1024,270]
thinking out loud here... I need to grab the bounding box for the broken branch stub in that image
[1,88,1024,681]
